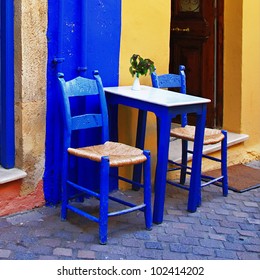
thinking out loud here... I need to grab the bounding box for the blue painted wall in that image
[44,0,121,204]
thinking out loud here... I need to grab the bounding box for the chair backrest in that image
[151,65,187,126]
[58,71,109,147]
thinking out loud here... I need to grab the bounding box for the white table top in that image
[105,85,211,107]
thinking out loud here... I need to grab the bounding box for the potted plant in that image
[129,54,155,90]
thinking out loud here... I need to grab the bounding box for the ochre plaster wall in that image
[15,0,47,195]
[240,0,260,156]
[224,0,260,164]
[119,0,171,182]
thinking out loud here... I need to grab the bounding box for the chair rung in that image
[201,176,224,187]
[108,204,146,217]
[108,195,137,208]
[67,204,99,223]
[67,180,100,199]
[166,180,190,191]
[117,175,143,188]
[187,150,222,163]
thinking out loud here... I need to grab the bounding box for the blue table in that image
[105,85,210,224]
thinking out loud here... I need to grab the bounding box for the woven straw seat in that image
[68,141,146,167]
[171,125,225,145]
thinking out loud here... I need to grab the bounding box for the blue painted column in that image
[44,0,121,204]
[0,1,15,168]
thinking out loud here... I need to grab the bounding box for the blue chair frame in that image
[151,65,228,206]
[57,71,152,244]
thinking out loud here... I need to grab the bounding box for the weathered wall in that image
[15,0,47,195]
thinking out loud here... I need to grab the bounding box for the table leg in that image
[153,116,172,224]
[132,109,147,190]
[187,105,207,212]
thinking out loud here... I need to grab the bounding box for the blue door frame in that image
[44,0,121,205]
[0,1,15,169]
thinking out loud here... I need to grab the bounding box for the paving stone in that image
[219,220,239,229]
[237,229,258,237]
[239,223,260,231]
[214,208,230,215]
[244,244,260,253]
[236,251,260,260]
[199,238,224,249]
[178,216,200,224]
[169,243,192,253]
[243,201,259,208]
[145,242,163,250]
[53,247,73,257]
[208,233,226,241]
[0,249,11,258]
[163,251,187,260]
[184,229,208,239]
[133,231,151,240]
[233,211,249,218]
[178,236,200,246]
[38,238,62,247]
[247,218,260,225]
[121,238,142,248]
[215,249,238,259]
[77,250,96,259]
[6,211,44,225]
[192,246,215,257]
[200,218,220,226]
[223,242,245,251]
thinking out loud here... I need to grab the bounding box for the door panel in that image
[170,0,223,128]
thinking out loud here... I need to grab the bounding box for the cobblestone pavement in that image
[0,181,259,260]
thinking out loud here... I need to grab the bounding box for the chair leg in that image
[221,130,228,197]
[180,139,188,184]
[61,153,69,220]
[99,156,110,245]
[143,150,152,230]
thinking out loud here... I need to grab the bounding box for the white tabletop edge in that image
[104,85,211,107]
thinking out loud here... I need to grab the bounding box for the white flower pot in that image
[132,75,141,91]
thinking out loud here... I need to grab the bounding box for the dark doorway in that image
[170,0,223,128]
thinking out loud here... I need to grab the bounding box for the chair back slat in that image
[71,114,102,130]
[152,73,181,88]
[58,71,109,145]
[151,65,187,126]
[65,76,99,97]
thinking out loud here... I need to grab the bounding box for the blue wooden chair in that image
[57,71,152,244]
[151,65,228,207]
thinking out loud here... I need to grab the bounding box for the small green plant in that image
[129,54,155,78]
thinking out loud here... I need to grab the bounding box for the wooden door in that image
[170,0,223,128]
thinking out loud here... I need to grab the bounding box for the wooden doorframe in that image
[216,0,224,128]
[170,0,224,128]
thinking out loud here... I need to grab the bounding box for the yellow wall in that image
[120,0,171,86]
[223,0,243,133]
[241,0,260,155]
[119,0,260,182]
[224,0,260,161]
[119,1,171,181]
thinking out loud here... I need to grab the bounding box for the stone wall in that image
[14,0,47,196]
